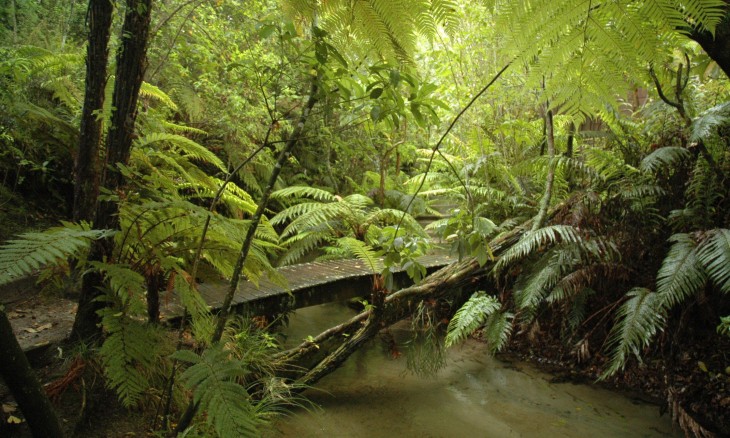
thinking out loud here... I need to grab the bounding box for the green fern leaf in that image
[445,291,501,347]
[495,225,581,274]
[656,233,707,307]
[0,223,113,286]
[135,133,226,172]
[697,229,730,294]
[99,311,161,407]
[640,146,692,173]
[335,237,383,273]
[173,345,260,437]
[482,309,514,353]
[602,287,665,378]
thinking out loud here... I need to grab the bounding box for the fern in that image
[334,237,383,273]
[99,309,162,408]
[271,185,336,202]
[656,233,707,307]
[0,223,114,286]
[135,133,226,172]
[494,225,581,274]
[445,291,501,347]
[640,146,692,173]
[690,101,730,142]
[173,345,260,437]
[90,262,147,313]
[482,308,514,353]
[697,228,730,294]
[139,81,179,111]
[602,287,665,378]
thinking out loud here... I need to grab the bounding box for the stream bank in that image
[266,301,682,437]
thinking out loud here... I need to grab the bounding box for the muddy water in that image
[268,301,680,438]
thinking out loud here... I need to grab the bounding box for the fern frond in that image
[99,311,162,408]
[656,233,707,307]
[495,225,581,274]
[160,120,208,136]
[90,262,147,314]
[173,345,260,437]
[602,287,665,378]
[139,81,178,111]
[640,146,692,173]
[482,309,514,353]
[445,291,501,347]
[690,101,730,142]
[135,133,226,172]
[0,223,113,286]
[270,185,336,202]
[334,237,383,273]
[697,228,730,294]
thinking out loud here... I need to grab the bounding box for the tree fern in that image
[172,345,260,437]
[285,0,458,62]
[139,81,179,112]
[90,262,147,314]
[271,185,336,202]
[492,0,725,124]
[445,291,501,347]
[0,223,113,286]
[602,287,665,378]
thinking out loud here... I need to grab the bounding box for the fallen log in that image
[272,218,531,386]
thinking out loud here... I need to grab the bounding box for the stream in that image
[267,301,680,437]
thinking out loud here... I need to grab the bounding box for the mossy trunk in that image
[71,0,153,342]
[0,307,64,437]
[73,0,113,223]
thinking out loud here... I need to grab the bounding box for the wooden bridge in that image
[161,252,456,320]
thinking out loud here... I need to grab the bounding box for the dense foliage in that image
[1,0,729,436]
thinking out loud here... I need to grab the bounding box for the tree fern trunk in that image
[73,0,113,222]
[0,307,64,437]
[71,0,153,342]
[690,10,730,79]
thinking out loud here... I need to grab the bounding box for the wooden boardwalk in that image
[161,252,456,319]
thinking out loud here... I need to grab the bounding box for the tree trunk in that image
[533,108,555,231]
[0,307,64,437]
[690,8,730,79]
[73,0,113,223]
[71,0,153,342]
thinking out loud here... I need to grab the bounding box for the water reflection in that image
[268,301,679,438]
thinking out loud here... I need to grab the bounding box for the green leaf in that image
[446,292,501,347]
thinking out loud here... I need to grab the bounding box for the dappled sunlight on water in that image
[267,301,679,438]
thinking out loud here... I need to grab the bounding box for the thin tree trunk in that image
[565,122,575,158]
[71,0,153,342]
[533,108,555,231]
[73,0,113,223]
[0,307,64,437]
[172,67,321,438]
